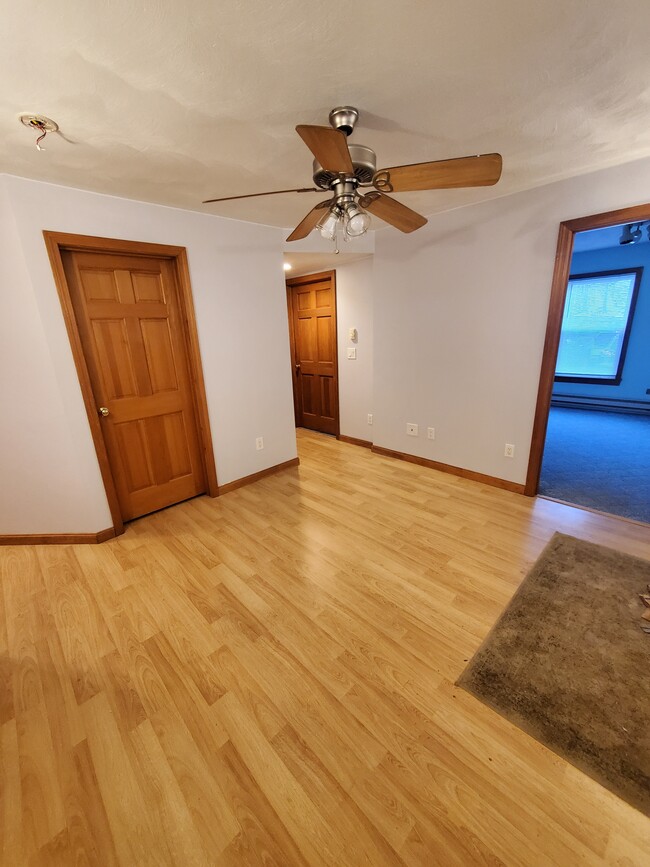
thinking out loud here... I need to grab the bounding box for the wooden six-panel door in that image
[62,250,207,521]
[287,271,339,435]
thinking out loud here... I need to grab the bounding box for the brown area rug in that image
[458,532,650,816]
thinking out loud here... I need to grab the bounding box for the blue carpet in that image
[539,408,650,524]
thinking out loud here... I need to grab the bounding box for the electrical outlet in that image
[427,427,435,440]
[407,423,418,437]
[504,443,515,458]
[256,437,264,451]
[367,413,373,425]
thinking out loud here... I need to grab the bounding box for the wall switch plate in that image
[407,423,418,437]
[256,437,264,451]
[347,347,357,360]
[504,443,515,458]
[427,427,435,440]
[367,413,373,425]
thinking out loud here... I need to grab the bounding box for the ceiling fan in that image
[203,107,503,243]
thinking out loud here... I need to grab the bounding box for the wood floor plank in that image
[66,739,120,867]
[147,708,239,857]
[216,690,339,867]
[1,720,25,866]
[81,692,158,866]
[128,719,213,867]
[272,724,408,866]
[214,739,311,867]
[0,430,649,865]
[16,703,66,858]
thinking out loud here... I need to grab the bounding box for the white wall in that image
[335,258,374,441]
[372,155,650,485]
[0,180,114,532]
[0,174,297,534]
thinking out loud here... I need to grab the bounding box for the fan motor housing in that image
[313,144,377,190]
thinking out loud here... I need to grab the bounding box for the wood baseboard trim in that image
[371,445,525,494]
[218,457,300,495]
[0,527,117,546]
[339,435,373,449]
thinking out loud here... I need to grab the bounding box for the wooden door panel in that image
[63,250,206,521]
[131,270,166,303]
[297,289,314,310]
[317,315,333,363]
[146,413,193,482]
[315,287,331,307]
[140,319,179,393]
[114,421,155,492]
[79,268,120,302]
[90,320,138,399]
[287,271,339,436]
[299,374,314,417]
[297,316,316,362]
[320,376,335,421]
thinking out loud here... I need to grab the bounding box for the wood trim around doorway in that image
[43,232,219,536]
[524,202,650,496]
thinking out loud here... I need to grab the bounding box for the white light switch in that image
[347,347,357,359]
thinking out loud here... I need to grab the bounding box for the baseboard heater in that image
[551,395,650,416]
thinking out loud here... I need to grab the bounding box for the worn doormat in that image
[457,532,650,816]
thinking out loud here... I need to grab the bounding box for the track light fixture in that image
[619,223,643,245]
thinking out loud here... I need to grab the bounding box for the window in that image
[555,268,641,384]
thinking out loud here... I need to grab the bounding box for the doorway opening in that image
[286,269,340,436]
[44,232,218,536]
[526,207,650,524]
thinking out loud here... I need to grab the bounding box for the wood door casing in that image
[525,200,650,496]
[286,271,339,436]
[63,249,207,521]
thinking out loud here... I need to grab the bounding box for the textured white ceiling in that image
[3,0,650,230]
[284,251,372,278]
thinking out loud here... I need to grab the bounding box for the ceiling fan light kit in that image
[202,106,503,244]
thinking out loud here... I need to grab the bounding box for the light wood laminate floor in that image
[2,429,650,866]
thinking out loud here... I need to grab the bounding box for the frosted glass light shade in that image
[318,211,339,240]
[345,209,371,237]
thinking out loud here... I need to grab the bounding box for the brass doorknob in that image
[98,406,110,417]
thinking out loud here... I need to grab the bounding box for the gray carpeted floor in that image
[539,407,650,524]
[458,533,650,817]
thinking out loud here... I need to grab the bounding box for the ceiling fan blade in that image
[286,200,333,242]
[374,153,502,193]
[202,187,318,204]
[296,125,354,174]
[359,192,427,233]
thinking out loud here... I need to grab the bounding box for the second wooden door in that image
[287,271,339,436]
[62,249,208,521]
